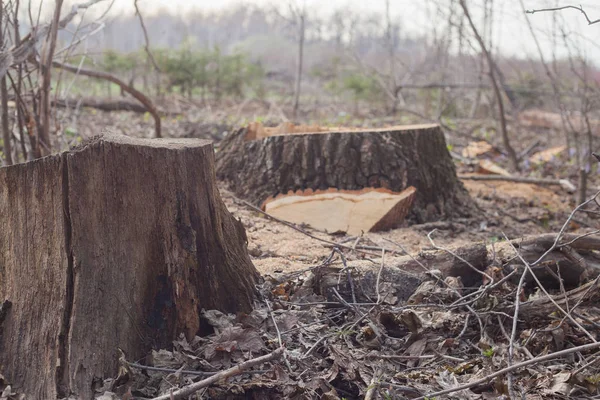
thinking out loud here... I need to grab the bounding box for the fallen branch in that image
[50,60,162,137]
[52,97,179,115]
[458,174,576,192]
[149,347,285,400]
[415,341,600,400]
[127,361,268,377]
[517,274,600,319]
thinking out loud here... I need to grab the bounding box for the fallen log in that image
[307,233,600,307]
[310,242,489,305]
[53,97,149,113]
[51,60,162,137]
[0,135,258,399]
[517,278,600,319]
[216,123,477,223]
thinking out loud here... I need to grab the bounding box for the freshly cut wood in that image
[262,186,416,234]
[530,145,566,164]
[477,159,511,176]
[217,122,476,223]
[461,141,496,158]
[0,135,258,399]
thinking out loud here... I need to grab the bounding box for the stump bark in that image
[0,135,258,399]
[216,123,475,222]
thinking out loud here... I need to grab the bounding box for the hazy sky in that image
[54,0,600,64]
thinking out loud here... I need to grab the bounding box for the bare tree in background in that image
[271,1,307,119]
[134,0,162,97]
[0,1,12,165]
[38,0,65,155]
[526,5,600,25]
[459,0,520,172]
[384,0,399,114]
[522,1,599,204]
[290,1,306,119]
[0,0,112,163]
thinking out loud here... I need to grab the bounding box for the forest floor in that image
[54,100,594,273]
[46,100,600,400]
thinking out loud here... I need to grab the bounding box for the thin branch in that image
[50,59,162,138]
[1,0,108,79]
[149,347,285,400]
[416,340,600,400]
[526,5,600,25]
[459,0,519,172]
[133,0,160,71]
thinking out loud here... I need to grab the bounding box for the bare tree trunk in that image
[12,0,27,161]
[38,0,64,155]
[459,0,519,172]
[0,3,12,165]
[134,0,161,97]
[385,0,398,114]
[0,78,11,166]
[469,0,488,119]
[292,13,305,119]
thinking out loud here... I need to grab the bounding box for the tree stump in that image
[216,123,476,223]
[0,135,259,399]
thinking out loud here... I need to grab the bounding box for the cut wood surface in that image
[0,135,258,399]
[262,186,416,235]
[217,122,476,223]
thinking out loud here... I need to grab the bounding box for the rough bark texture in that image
[216,124,476,223]
[0,135,258,399]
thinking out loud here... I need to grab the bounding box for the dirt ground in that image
[221,176,583,276]
[55,104,597,277]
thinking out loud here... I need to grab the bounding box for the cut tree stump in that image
[216,122,475,223]
[263,186,416,234]
[0,135,259,399]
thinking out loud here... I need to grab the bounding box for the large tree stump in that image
[0,135,259,399]
[216,123,475,222]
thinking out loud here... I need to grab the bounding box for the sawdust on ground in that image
[221,178,577,276]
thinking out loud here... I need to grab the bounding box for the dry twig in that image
[526,5,600,25]
[149,348,285,400]
[416,341,600,400]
